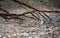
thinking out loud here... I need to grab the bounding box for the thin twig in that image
[31,12,40,20]
[37,12,48,20]
[23,14,37,20]
[0,8,9,14]
[42,12,52,21]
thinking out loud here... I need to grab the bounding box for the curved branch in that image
[12,0,60,13]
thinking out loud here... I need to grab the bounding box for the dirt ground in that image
[0,0,60,38]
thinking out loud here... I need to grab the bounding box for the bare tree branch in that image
[0,4,9,14]
[0,11,35,20]
[12,0,60,22]
[12,0,60,13]
[0,0,60,22]
[0,8,9,14]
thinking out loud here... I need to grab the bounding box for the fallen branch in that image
[0,11,35,20]
[12,0,60,22]
[0,8,9,14]
[12,0,60,13]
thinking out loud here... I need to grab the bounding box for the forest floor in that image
[0,0,60,38]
